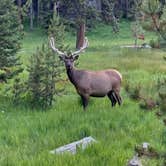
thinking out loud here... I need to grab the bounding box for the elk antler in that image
[72,37,89,56]
[50,37,66,56]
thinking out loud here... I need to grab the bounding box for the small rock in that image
[128,155,142,166]
[50,136,97,155]
[142,142,149,150]
[141,43,152,49]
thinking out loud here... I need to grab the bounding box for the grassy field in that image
[0,21,166,166]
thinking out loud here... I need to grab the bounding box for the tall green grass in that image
[0,21,166,166]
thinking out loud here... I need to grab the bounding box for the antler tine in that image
[72,37,89,56]
[50,37,65,56]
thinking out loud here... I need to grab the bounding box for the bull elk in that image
[50,37,122,110]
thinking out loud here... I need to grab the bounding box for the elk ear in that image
[74,55,79,61]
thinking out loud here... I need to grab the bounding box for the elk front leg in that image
[80,95,89,111]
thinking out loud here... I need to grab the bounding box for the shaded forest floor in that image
[0,21,166,166]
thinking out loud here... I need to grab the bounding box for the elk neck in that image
[66,66,78,85]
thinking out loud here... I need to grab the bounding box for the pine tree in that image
[27,10,65,109]
[142,0,166,45]
[60,0,99,49]
[48,6,65,48]
[101,0,119,32]
[0,0,23,82]
[131,0,144,47]
[38,0,54,29]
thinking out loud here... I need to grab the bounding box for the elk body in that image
[50,37,122,110]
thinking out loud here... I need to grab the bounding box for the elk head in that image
[49,37,89,70]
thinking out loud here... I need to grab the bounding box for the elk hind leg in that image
[107,91,117,107]
[114,90,122,106]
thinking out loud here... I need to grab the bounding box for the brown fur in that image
[66,64,122,110]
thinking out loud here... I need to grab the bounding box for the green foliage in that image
[130,0,145,46]
[142,0,166,42]
[141,20,154,31]
[101,0,119,32]
[60,0,87,22]
[48,12,65,48]
[0,0,23,80]
[157,79,166,113]
[60,0,99,27]
[131,21,144,45]
[38,0,64,29]
[11,77,28,104]
[125,82,142,100]
[39,1,52,29]
[27,44,64,109]
[27,13,65,109]
[142,0,161,14]
[149,38,160,48]
[0,69,7,83]
[0,67,24,83]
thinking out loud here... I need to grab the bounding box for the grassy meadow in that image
[0,21,166,166]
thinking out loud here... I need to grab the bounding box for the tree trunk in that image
[96,0,101,11]
[76,22,85,49]
[125,0,128,18]
[30,0,33,30]
[37,0,40,26]
[120,0,123,10]
[135,37,137,48]
[53,2,57,16]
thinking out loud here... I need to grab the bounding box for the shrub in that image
[124,82,142,100]
[158,79,166,113]
[11,77,28,104]
[141,20,154,31]
[149,39,160,48]
[139,98,156,110]
[27,44,64,109]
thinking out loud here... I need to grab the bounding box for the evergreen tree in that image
[48,6,65,48]
[0,0,23,82]
[27,11,64,109]
[101,0,119,32]
[38,0,55,29]
[60,0,99,49]
[131,0,144,46]
[142,0,166,44]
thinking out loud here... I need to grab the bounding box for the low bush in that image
[124,82,142,100]
[158,79,166,113]
[149,39,160,48]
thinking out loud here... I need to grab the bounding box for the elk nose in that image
[66,63,71,69]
